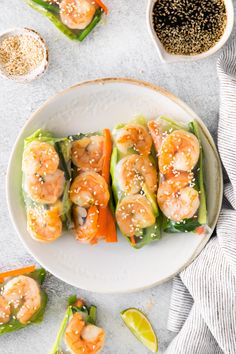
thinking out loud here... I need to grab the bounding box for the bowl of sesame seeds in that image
[147,0,234,63]
[0,27,48,82]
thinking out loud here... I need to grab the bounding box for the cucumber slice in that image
[142,184,158,217]
[189,121,207,225]
[110,147,119,203]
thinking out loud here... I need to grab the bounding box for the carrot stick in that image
[96,207,107,238]
[102,129,112,182]
[102,129,117,242]
[96,129,117,242]
[195,226,205,235]
[94,0,108,14]
[130,236,136,246]
[0,265,36,283]
[74,298,85,307]
[106,208,117,243]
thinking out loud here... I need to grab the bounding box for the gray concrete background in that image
[0,0,235,353]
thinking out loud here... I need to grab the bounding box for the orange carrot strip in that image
[94,0,108,14]
[96,128,117,241]
[0,265,36,282]
[90,238,98,245]
[195,226,205,235]
[96,207,107,238]
[102,128,112,182]
[103,129,117,241]
[106,208,117,243]
[74,299,85,307]
[130,236,136,245]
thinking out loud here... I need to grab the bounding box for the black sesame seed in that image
[152,0,227,55]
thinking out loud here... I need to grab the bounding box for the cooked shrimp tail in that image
[113,122,152,156]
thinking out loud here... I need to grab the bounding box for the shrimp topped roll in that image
[69,129,117,244]
[25,0,108,42]
[0,266,47,335]
[22,129,72,242]
[148,116,207,234]
[51,296,105,354]
[111,117,161,249]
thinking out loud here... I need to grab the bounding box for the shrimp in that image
[116,154,157,195]
[116,195,155,237]
[158,130,200,174]
[73,205,99,243]
[24,169,65,204]
[0,296,10,324]
[22,141,59,176]
[2,275,41,324]
[60,0,96,30]
[69,171,110,208]
[64,312,105,354]
[157,172,200,222]
[148,120,164,154]
[27,202,62,242]
[115,124,152,156]
[71,136,104,172]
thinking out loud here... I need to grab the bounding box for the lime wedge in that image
[121,308,158,353]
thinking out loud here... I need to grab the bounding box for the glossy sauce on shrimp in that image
[71,136,104,173]
[1,275,41,324]
[0,296,10,324]
[22,141,59,176]
[69,171,109,208]
[116,195,155,237]
[27,202,62,242]
[115,124,152,156]
[159,130,200,174]
[64,312,105,354]
[116,154,157,195]
[60,0,97,30]
[24,170,65,204]
[157,172,200,222]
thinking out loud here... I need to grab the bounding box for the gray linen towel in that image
[166,42,236,354]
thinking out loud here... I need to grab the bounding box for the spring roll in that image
[69,129,117,244]
[22,129,72,242]
[148,116,207,234]
[111,116,161,249]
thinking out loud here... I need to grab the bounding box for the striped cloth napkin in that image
[166,43,236,354]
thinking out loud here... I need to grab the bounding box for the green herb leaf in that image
[87,305,97,324]
[67,295,77,306]
[162,217,201,233]
[31,0,59,14]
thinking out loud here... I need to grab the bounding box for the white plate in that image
[6,78,223,293]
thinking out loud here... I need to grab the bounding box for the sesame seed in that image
[152,0,227,55]
[0,34,44,76]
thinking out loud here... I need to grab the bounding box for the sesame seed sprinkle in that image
[0,34,44,76]
[152,0,227,55]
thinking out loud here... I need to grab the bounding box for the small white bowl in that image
[147,0,234,63]
[0,27,48,82]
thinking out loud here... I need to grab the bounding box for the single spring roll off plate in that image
[6,78,223,293]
